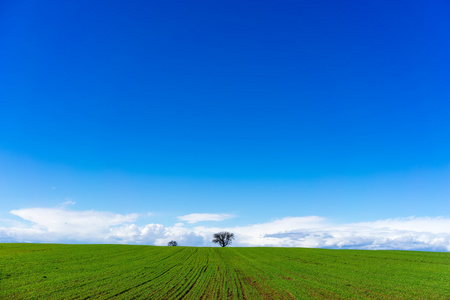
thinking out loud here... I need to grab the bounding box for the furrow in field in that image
[113,247,203,299]
[103,248,198,298]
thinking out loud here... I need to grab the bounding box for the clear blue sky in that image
[1,0,450,247]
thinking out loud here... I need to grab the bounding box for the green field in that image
[1,244,449,299]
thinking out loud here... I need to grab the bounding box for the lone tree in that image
[212,232,234,247]
[167,240,178,246]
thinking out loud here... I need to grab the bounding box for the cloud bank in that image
[1,208,450,251]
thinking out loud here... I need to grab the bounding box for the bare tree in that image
[167,240,178,246]
[212,232,234,247]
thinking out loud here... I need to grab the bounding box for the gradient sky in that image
[1,1,450,248]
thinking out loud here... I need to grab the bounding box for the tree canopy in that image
[212,232,234,247]
[167,240,177,246]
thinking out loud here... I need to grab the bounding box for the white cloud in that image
[177,213,232,224]
[62,200,76,206]
[1,207,450,251]
[9,208,137,242]
[255,217,450,251]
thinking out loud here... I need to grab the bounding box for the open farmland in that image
[1,244,449,299]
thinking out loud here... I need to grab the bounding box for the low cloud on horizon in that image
[1,207,450,252]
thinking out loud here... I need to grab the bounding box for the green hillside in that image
[1,244,449,299]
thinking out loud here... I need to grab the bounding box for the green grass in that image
[1,244,449,299]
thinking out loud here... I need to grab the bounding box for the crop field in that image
[1,244,449,299]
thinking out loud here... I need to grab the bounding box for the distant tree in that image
[167,240,178,246]
[212,232,234,247]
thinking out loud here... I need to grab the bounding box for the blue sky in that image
[1,0,450,249]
